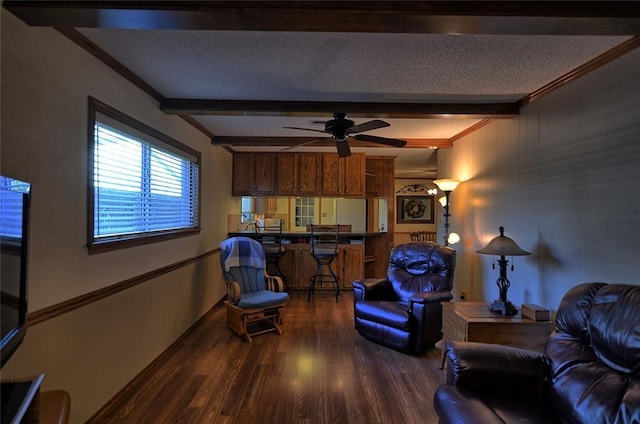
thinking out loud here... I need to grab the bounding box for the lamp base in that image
[489,300,518,316]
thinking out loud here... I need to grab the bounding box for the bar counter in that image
[226,231,391,290]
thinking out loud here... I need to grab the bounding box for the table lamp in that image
[476,226,530,316]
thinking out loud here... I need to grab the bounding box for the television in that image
[1,175,31,368]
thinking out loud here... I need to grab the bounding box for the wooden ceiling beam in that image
[4,1,640,35]
[162,99,519,119]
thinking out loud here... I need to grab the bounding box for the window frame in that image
[87,97,201,254]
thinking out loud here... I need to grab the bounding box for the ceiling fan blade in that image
[280,137,328,152]
[347,119,390,134]
[335,140,351,157]
[353,134,407,147]
[283,126,327,134]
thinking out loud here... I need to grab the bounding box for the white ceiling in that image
[5,2,637,178]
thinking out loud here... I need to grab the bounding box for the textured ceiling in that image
[78,30,625,103]
[76,29,628,176]
[4,2,637,178]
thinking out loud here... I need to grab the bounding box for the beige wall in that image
[438,46,640,307]
[1,10,233,423]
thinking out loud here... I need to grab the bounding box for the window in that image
[88,98,201,253]
[294,197,315,229]
[240,196,254,223]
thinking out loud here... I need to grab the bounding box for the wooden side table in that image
[440,302,552,369]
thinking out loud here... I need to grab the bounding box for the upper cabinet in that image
[322,153,365,197]
[232,152,276,196]
[365,157,395,198]
[276,153,322,196]
[232,152,366,198]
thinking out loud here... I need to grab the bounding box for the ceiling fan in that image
[283,112,407,157]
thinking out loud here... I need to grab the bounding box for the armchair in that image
[220,237,290,343]
[352,241,456,354]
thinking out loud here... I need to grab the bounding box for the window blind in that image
[0,177,30,240]
[92,120,199,240]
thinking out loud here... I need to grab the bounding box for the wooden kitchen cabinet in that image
[278,244,316,290]
[232,153,276,196]
[276,153,322,196]
[338,244,364,288]
[322,153,365,197]
[279,243,363,291]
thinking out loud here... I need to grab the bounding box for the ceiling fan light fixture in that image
[283,112,406,157]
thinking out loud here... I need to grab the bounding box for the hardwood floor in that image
[89,291,446,423]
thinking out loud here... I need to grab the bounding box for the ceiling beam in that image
[161,99,519,119]
[4,1,640,35]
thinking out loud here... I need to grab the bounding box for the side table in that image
[440,301,552,369]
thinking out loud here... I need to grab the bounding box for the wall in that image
[1,10,233,423]
[393,178,439,245]
[438,47,640,309]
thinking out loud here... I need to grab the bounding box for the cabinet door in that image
[343,154,365,197]
[321,153,343,195]
[298,245,318,290]
[232,153,255,196]
[340,245,364,288]
[276,153,299,195]
[322,153,365,197]
[298,153,322,195]
[254,153,276,194]
[278,246,297,287]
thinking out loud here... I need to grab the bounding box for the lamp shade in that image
[476,226,530,256]
[433,179,461,192]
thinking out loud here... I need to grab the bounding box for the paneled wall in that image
[1,10,233,423]
[438,47,640,308]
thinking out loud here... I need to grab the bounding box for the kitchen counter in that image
[228,231,387,237]
[226,231,392,280]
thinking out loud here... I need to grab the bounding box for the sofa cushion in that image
[434,385,560,424]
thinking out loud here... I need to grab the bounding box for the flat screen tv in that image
[0,175,31,368]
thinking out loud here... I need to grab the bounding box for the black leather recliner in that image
[434,282,640,424]
[352,242,456,354]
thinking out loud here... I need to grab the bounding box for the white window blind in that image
[0,177,30,240]
[90,101,200,249]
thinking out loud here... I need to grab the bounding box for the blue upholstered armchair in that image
[220,237,290,342]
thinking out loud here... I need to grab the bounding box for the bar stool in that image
[308,224,340,302]
[261,220,287,291]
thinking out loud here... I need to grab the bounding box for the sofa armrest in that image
[352,278,394,301]
[445,341,548,398]
[409,290,453,304]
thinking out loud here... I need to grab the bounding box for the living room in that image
[1,3,639,423]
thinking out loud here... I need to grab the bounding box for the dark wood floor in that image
[89,291,446,423]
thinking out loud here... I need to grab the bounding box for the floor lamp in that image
[433,179,460,247]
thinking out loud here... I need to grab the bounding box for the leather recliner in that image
[352,242,456,354]
[434,282,640,424]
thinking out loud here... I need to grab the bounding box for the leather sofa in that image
[352,242,456,354]
[434,282,640,423]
